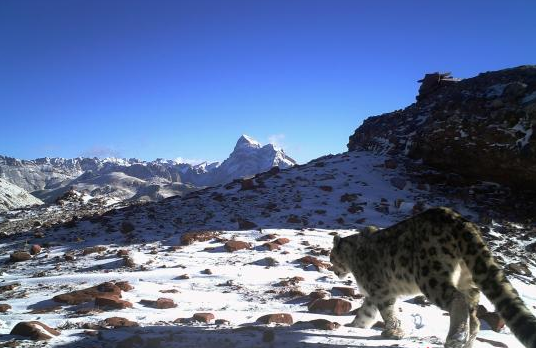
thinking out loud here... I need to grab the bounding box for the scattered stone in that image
[176,274,190,280]
[10,251,31,262]
[309,290,329,301]
[0,304,12,313]
[237,219,257,230]
[240,178,255,190]
[319,186,333,192]
[263,242,280,251]
[224,240,252,252]
[202,269,213,275]
[139,298,177,309]
[0,283,20,293]
[29,244,42,255]
[120,221,135,234]
[294,319,340,330]
[53,282,121,305]
[286,215,302,224]
[82,246,107,256]
[273,238,290,245]
[331,286,357,297]
[308,298,352,315]
[340,193,358,202]
[159,289,179,294]
[116,249,129,257]
[257,234,278,241]
[115,281,134,292]
[64,252,76,261]
[215,319,230,325]
[95,295,133,310]
[277,276,305,287]
[193,312,215,323]
[296,256,330,271]
[123,256,136,268]
[181,231,219,245]
[257,313,293,325]
[10,321,60,340]
[102,317,139,328]
[390,177,407,190]
[507,262,532,276]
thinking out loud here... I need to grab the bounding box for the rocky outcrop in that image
[348,65,536,190]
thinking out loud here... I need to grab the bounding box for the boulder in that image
[30,244,42,255]
[0,304,11,313]
[10,251,31,262]
[193,312,215,323]
[102,317,139,328]
[257,313,293,325]
[95,295,133,310]
[53,282,121,305]
[308,298,352,315]
[224,240,252,252]
[10,321,60,340]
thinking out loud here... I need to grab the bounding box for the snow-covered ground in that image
[0,151,535,347]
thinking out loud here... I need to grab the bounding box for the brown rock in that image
[180,231,219,245]
[273,238,290,245]
[115,281,134,292]
[257,313,293,325]
[82,246,107,256]
[10,321,60,340]
[262,242,280,251]
[139,298,177,309]
[193,312,215,323]
[95,295,133,310]
[294,319,340,330]
[0,304,11,313]
[120,221,135,234]
[240,178,256,190]
[102,317,139,328]
[29,244,42,255]
[507,262,532,276]
[215,319,230,325]
[116,249,129,257]
[224,240,252,252]
[0,283,19,293]
[286,215,302,224]
[319,186,333,192]
[296,256,330,271]
[308,290,329,301]
[308,298,352,315]
[10,251,31,262]
[176,274,190,280]
[331,286,356,297]
[53,282,121,305]
[64,252,76,261]
[237,219,257,230]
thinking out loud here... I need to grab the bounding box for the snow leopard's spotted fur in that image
[330,207,536,348]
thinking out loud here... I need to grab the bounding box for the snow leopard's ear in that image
[333,234,341,248]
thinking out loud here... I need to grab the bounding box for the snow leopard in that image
[330,207,536,348]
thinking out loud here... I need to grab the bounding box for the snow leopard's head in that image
[330,235,351,279]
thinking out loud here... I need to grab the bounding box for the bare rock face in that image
[10,321,60,340]
[348,65,536,190]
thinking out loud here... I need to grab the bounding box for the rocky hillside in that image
[348,65,536,190]
[0,135,296,204]
[0,150,534,347]
[0,179,43,212]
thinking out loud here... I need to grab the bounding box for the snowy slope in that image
[0,178,43,212]
[0,151,534,348]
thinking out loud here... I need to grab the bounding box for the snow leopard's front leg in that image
[377,298,405,339]
[346,297,378,328]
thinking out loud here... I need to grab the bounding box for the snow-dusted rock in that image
[0,178,43,211]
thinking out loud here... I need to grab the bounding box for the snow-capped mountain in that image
[0,135,296,204]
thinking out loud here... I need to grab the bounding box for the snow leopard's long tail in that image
[452,211,536,348]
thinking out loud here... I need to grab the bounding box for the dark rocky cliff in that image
[348,65,536,190]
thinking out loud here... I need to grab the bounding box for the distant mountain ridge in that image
[0,135,296,205]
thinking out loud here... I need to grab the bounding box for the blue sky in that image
[1,0,535,164]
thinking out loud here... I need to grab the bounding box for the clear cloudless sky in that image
[1,0,535,164]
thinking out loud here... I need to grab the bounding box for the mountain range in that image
[0,135,296,209]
